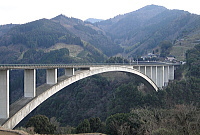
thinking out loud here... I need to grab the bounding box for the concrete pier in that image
[140,66,145,74]
[133,65,175,88]
[152,66,157,85]
[164,66,169,86]
[146,66,152,78]
[65,68,74,76]
[157,66,164,88]
[169,66,174,80]
[47,69,57,84]
[24,69,36,98]
[0,70,9,118]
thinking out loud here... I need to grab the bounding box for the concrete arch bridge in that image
[0,62,178,129]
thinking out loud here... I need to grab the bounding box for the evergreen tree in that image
[76,119,91,133]
[25,115,56,134]
[89,117,102,132]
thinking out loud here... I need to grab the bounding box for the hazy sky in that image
[0,0,199,25]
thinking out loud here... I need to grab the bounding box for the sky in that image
[0,0,199,25]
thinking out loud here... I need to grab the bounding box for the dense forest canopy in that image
[0,19,83,48]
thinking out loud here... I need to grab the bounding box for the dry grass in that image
[0,127,106,135]
[0,131,17,135]
[170,46,190,61]
[0,131,106,135]
[45,43,84,57]
[0,129,28,135]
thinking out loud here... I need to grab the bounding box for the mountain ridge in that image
[97,5,200,56]
[51,14,123,56]
[85,18,104,23]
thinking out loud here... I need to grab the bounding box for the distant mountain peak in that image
[132,4,167,14]
[52,14,69,20]
[141,4,167,9]
[85,18,104,23]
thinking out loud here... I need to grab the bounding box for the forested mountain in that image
[0,24,18,36]
[51,15,123,56]
[0,19,83,48]
[0,18,106,63]
[97,5,200,56]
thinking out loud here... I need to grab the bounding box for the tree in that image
[25,115,56,134]
[89,117,102,132]
[111,83,144,112]
[106,57,129,63]
[76,119,91,133]
[106,113,142,135]
[159,40,173,57]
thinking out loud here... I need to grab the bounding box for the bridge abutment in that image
[0,70,9,119]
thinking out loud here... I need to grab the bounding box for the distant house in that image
[166,56,176,62]
[141,53,158,60]
[147,53,157,58]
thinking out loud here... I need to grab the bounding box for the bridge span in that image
[0,62,178,129]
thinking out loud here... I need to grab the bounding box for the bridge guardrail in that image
[0,62,180,70]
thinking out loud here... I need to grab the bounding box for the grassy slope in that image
[171,32,200,61]
[45,43,84,57]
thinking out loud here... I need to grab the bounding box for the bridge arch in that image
[2,66,158,129]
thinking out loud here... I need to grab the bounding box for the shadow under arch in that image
[2,66,158,129]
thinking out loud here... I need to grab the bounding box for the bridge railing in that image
[0,62,180,69]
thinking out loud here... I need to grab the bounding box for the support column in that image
[46,68,57,84]
[164,66,169,86]
[65,68,74,76]
[24,69,36,98]
[146,66,152,78]
[169,66,174,80]
[0,70,9,118]
[140,66,145,74]
[157,66,164,88]
[133,66,139,70]
[152,66,157,85]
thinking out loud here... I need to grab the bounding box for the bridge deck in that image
[0,62,179,70]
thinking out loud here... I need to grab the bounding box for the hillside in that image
[0,24,18,36]
[0,18,106,64]
[97,5,200,58]
[51,15,123,56]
